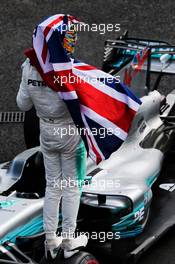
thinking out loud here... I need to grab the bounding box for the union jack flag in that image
[25,14,142,164]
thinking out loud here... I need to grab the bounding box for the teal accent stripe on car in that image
[112,202,144,238]
[0,214,44,245]
[112,172,159,239]
[0,200,16,208]
[146,171,159,187]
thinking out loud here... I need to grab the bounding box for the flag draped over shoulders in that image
[25,14,142,164]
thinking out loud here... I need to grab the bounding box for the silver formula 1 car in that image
[1,33,175,264]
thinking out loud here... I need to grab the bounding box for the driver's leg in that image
[42,149,63,259]
[61,140,88,257]
[43,150,62,240]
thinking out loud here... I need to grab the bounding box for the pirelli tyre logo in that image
[159,183,175,192]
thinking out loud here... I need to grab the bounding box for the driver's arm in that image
[16,60,33,111]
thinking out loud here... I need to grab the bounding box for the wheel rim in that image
[86,260,99,264]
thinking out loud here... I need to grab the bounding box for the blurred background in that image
[0,1,175,262]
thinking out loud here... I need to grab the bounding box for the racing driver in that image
[16,24,88,260]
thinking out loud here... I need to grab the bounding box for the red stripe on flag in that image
[54,70,76,91]
[43,16,64,38]
[74,65,97,71]
[86,134,102,164]
[44,70,75,92]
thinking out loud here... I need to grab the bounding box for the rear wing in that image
[102,36,171,73]
[102,35,175,97]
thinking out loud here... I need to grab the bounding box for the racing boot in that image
[45,236,63,260]
[61,234,88,259]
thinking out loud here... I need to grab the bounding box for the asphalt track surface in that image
[0,0,175,263]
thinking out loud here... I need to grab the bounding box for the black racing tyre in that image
[24,107,40,149]
[40,251,100,264]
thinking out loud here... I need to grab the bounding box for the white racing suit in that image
[16,58,86,242]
